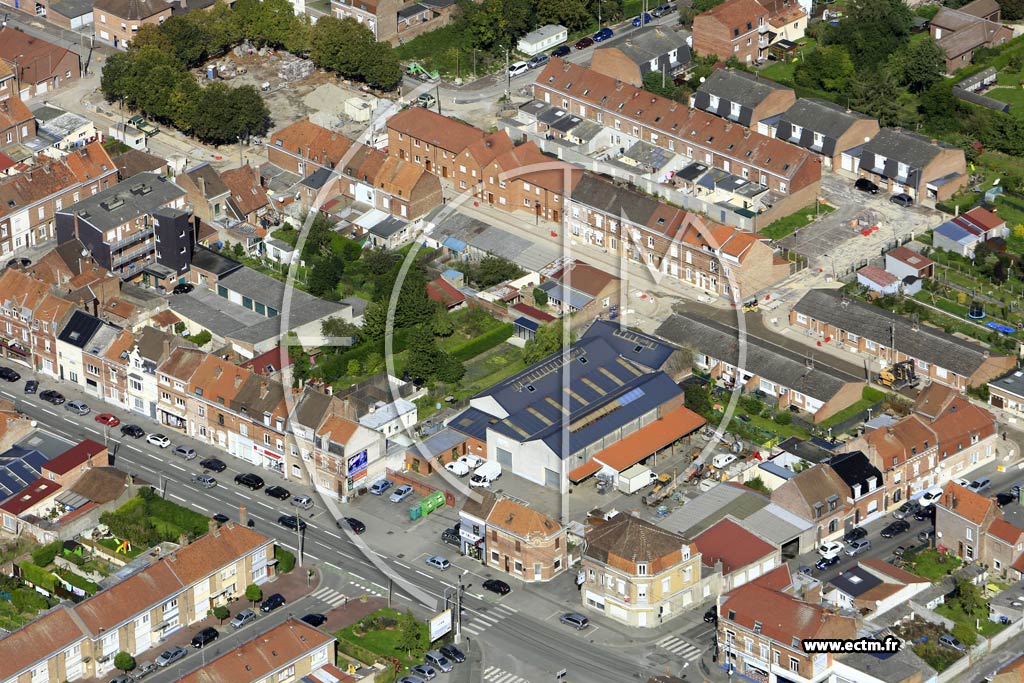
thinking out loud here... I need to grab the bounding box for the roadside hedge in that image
[450,323,513,362]
[275,547,296,574]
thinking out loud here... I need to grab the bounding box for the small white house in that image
[359,398,418,438]
[856,265,900,295]
[263,237,297,265]
[108,123,146,150]
[518,25,567,56]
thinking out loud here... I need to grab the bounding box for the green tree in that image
[849,70,904,127]
[245,583,263,607]
[360,41,403,90]
[431,308,455,337]
[274,547,296,573]
[114,652,136,673]
[533,288,548,307]
[308,255,344,300]
[363,351,383,373]
[321,316,361,341]
[436,353,466,383]
[588,0,623,23]
[361,301,388,341]
[157,14,211,66]
[405,326,440,381]
[793,45,855,93]
[228,85,272,141]
[891,37,946,93]
[398,610,424,655]
[126,47,193,122]
[536,0,593,31]
[642,70,683,100]
[204,1,243,53]
[235,0,310,52]
[744,477,769,494]
[523,320,570,364]
[684,383,712,415]
[828,0,912,69]
[347,359,362,376]
[310,16,372,78]
[100,52,134,102]
[471,256,524,287]
[213,605,231,624]
[692,0,725,10]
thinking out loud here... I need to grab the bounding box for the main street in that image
[2,367,683,683]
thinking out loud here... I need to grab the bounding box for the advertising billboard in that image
[347,449,368,476]
[429,609,452,641]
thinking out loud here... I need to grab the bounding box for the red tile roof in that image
[859,558,929,585]
[510,302,556,323]
[386,107,484,153]
[590,405,705,472]
[699,0,768,28]
[858,265,899,288]
[887,246,934,271]
[939,482,996,525]
[721,582,857,644]
[241,346,292,376]
[988,518,1024,545]
[42,439,106,475]
[0,607,87,679]
[0,478,61,515]
[963,205,1005,231]
[694,518,775,573]
[426,277,466,308]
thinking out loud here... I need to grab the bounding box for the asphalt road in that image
[3,370,662,683]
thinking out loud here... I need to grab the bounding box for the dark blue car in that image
[593,27,614,42]
[632,13,652,26]
[551,45,571,58]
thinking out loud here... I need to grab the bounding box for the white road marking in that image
[0,391,13,398]
[322,530,341,540]
[193,504,209,513]
[85,427,100,435]
[169,463,185,472]
[41,408,57,416]
[306,552,320,561]
[416,570,432,579]
[325,561,343,572]
[349,572,365,581]
[169,494,186,503]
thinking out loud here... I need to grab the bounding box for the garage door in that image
[841,154,855,172]
[608,604,628,621]
[992,395,1005,409]
[496,448,512,467]
[545,467,560,489]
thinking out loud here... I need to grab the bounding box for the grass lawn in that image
[335,608,427,670]
[986,86,1024,110]
[95,537,144,558]
[741,412,809,439]
[760,58,798,85]
[759,202,835,239]
[936,603,1008,637]
[903,547,961,581]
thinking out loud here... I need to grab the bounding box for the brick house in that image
[935,482,1001,563]
[470,139,575,223]
[156,346,204,432]
[219,165,272,225]
[39,439,107,488]
[537,258,621,325]
[773,98,880,172]
[0,94,35,148]
[717,566,857,683]
[857,128,967,202]
[386,107,484,180]
[691,68,796,135]
[790,288,1015,390]
[330,0,459,45]
[93,0,173,49]
[771,463,852,543]
[462,492,568,582]
[692,0,769,64]
[581,511,703,627]
[0,266,74,374]
[177,162,231,224]
[825,450,887,528]
[931,0,1011,73]
[0,29,81,100]
[305,399,387,500]
[532,60,821,220]
[590,26,691,87]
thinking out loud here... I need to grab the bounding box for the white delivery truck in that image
[470,461,502,488]
[618,464,657,494]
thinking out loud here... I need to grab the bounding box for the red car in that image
[95,413,120,427]
[575,36,594,50]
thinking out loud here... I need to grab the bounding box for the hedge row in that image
[31,541,62,567]
[18,562,55,593]
[450,323,513,362]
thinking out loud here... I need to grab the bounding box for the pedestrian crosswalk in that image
[462,602,517,636]
[483,665,531,683]
[310,586,349,608]
[656,635,703,663]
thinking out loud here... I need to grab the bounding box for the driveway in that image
[781,173,941,276]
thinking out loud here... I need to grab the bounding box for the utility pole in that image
[504,46,511,102]
[296,514,304,568]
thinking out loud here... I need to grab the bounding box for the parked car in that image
[200,457,226,472]
[95,413,120,427]
[172,445,197,460]
[574,36,595,49]
[846,539,872,556]
[818,540,844,559]
[265,485,291,500]
[398,677,426,683]
[890,193,913,207]
[172,283,194,295]
[652,3,676,16]
[632,12,653,25]
[300,613,327,627]
[968,478,992,493]
[483,579,511,595]
[559,612,589,629]
[191,474,217,489]
[939,634,965,651]
[551,45,572,58]
[1011,481,1024,496]
[918,529,935,543]
[121,424,145,438]
[278,515,307,531]
[390,484,414,503]
[230,609,258,629]
[23,379,37,394]
[893,501,921,519]
[40,389,65,405]
[527,53,550,69]
[260,593,286,613]
[459,454,484,469]
[370,479,393,495]
[440,645,465,663]
[0,367,19,382]
[441,528,461,547]
[445,460,470,477]
[996,491,1016,507]
[508,61,530,77]
[235,473,265,490]
[291,495,313,510]
[593,27,613,41]
[133,663,158,680]
[6,257,30,269]
[880,520,911,538]
[155,646,188,667]
[953,478,970,487]
[854,178,880,194]
[108,676,133,683]
[190,626,219,648]
[410,664,436,680]
[146,433,171,448]
[815,555,840,571]
[425,651,454,674]
[65,400,90,416]
[736,413,752,423]
[343,517,366,534]
[893,545,909,558]
[703,607,717,623]
[425,555,450,571]
[842,527,867,544]
[919,486,944,507]
[914,505,935,521]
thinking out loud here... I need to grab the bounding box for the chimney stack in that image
[239,504,249,526]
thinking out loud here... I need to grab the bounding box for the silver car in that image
[230,608,258,629]
[845,539,871,556]
[291,495,313,510]
[560,612,589,629]
[173,445,197,460]
[65,400,90,416]
[155,646,187,667]
[425,555,450,571]
[191,474,216,489]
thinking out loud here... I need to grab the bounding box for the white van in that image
[470,461,502,488]
[712,453,737,469]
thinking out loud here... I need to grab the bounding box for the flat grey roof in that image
[62,173,184,232]
[990,368,1024,399]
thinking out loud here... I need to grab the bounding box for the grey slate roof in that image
[63,173,184,233]
[655,313,862,403]
[57,310,103,349]
[989,368,1024,399]
[660,482,810,544]
[368,216,408,238]
[777,99,876,158]
[568,174,660,224]
[693,69,790,126]
[837,635,935,682]
[860,129,957,187]
[611,26,691,69]
[190,245,243,277]
[49,0,94,18]
[792,289,999,378]
[826,450,883,494]
[828,566,884,597]
[183,163,229,200]
[428,209,558,272]
[293,387,333,430]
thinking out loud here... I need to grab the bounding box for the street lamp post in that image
[455,569,468,644]
[295,514,304,568]
[822,253,837,281]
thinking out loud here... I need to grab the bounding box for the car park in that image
[593,27,613,41]
[425,555,450,570]
[528,53,550,69]
[300,613,327,627]
[291,495,313,510]
[390,484,414,503]
[230,609,258,628]
[818,540,844,559]
[575,36,594,49]
[278,515,307,531]
[190,626,219,648]
[881,520,911,538]
[260,593,286,612]
[890,193,913,207]
[96,413,120,427]
[846,539,871,556]
[200,457,226,472]
[121,424,145,438]
[23,380,36,394]
[235,473,265,490]
[265,485,290,500]
[893,501,921,519]
[65,400,90,416]
[172,283,194,295]
[370,479,393,495]
[172,445,197,460]
[343,517,366,534]
[508,61,530,77]
[0,367,19,382]
[815,555,840,571]
[410,664,436,680]
[191,474,217,489]
[483,579,511,595]
[147,433,171,448]
[440,645,465,663]
[40,389,64,405]
[550,45,571,58]
[854,178,880,194]
[559,612,589,629]
[632,12,652,25]
[968,478,992,493]
[842,527,867,544]
[444,460,470,476]
[155,646,188,667]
